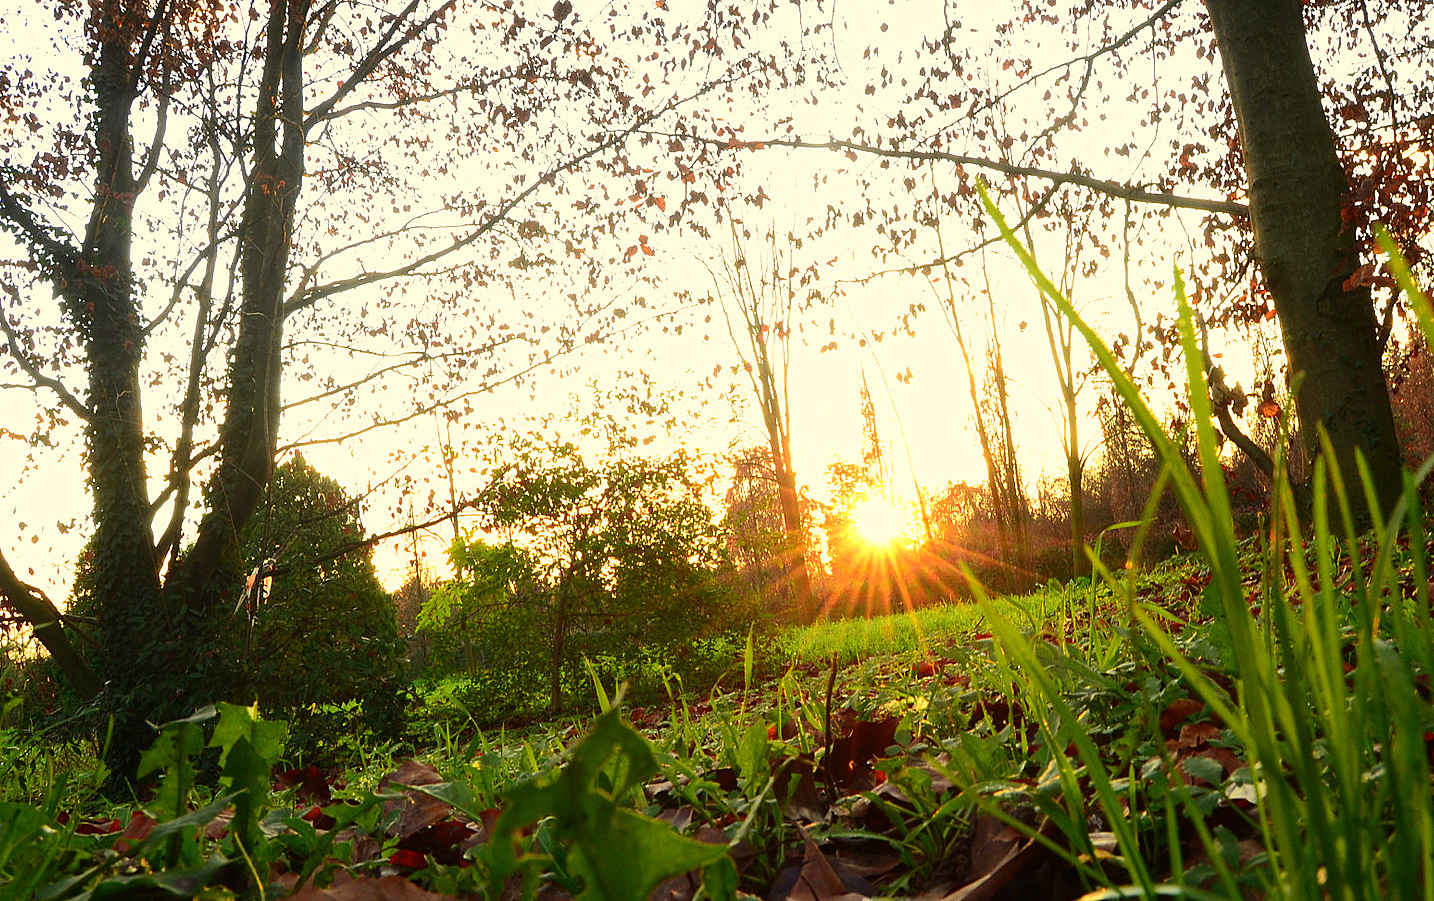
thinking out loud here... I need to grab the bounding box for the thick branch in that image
[0,547,101,699]
[270,506,474,578]
[0,177,80,274]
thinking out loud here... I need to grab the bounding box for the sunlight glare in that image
[851,497,908,546]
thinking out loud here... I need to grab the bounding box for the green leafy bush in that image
[417,443,763,719]
[233,455,408,757]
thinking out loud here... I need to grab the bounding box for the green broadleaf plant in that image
[486,708,733,901]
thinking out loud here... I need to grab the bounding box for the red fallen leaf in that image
[379,760,453,840]
[301,806,338,830]
[1159,698,1205,737]
[289,870,451,900]
[1175,721,1221,749]
[398,820,484,866]
[387,848,428,870]
[382,788,453,840]
[700,767,740,793]
[826,717,900,794]
[276,764,336,806]
[381,760,443,789]
[969,698,1026,733]
[114,810,156,854]
[74,817,123,835]
[1201,745,1244,774]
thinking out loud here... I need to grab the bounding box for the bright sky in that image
[0,0,1283,598]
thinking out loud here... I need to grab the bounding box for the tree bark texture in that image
[183,0,308,606]
[1204,0,1403,512]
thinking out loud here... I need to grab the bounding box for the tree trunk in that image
[549,582,569,712]
[951,309,1013,575]
[986,303,1030,577]
[78,0,171,783]
[183,0,307,606]
[1205,0,1403,514]
[769,433,817,621]
[754,328,815,620]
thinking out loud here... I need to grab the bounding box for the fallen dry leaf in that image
[771,826,873,901]
[113,810,157,854]
[933,817,1053,901]
[287,871,450,900]
[1159,698,1205,736]
[381,760,444,789]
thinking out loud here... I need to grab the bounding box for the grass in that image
[782,584,1083,663]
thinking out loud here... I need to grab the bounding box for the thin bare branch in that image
[279,341,522,413]
[967,0,1186,119]
[305,0,454,129]
[274,505,474,577]
[310,72,554,125]
[0,284,91,420]
[655,133,1249,217]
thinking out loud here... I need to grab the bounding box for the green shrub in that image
[415,444,766,720]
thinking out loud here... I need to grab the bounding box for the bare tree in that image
[705,218,817,620]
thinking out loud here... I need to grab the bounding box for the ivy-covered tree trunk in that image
[1205,0,1403,512]
[73,0,171,782]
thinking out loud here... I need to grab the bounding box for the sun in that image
[850,497,909,546]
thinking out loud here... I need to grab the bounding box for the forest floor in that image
[4,532,1433,901]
